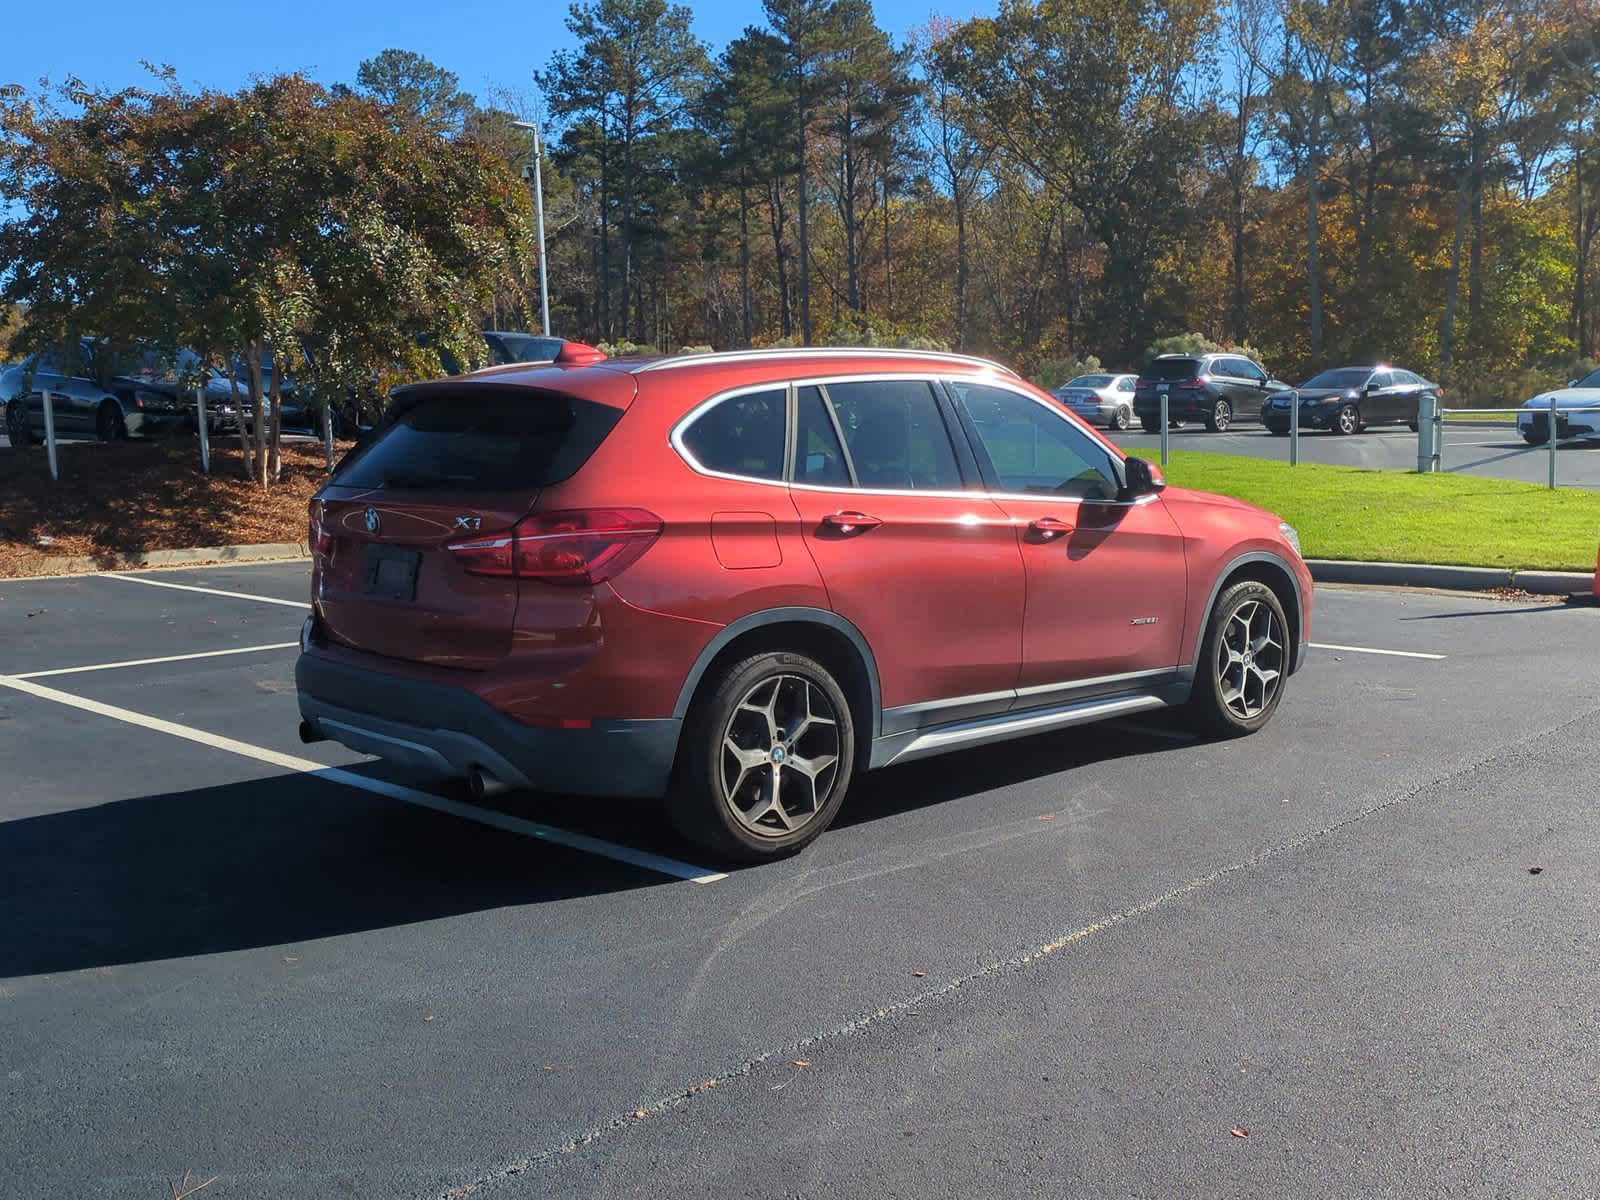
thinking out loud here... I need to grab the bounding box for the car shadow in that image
[1398,602,1579,621]
[0,771,666,979]
[1,716,1202,978]
[836,715,1197,830]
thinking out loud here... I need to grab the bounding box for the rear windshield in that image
[1065,375,1113,388]
[331,390,621,491]
[1145,358,1201,381]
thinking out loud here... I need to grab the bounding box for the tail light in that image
[308,499,333,556]
[1175,377,1206,390]
[447,508,662,585]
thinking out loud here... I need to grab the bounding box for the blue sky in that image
[7,0,996,110]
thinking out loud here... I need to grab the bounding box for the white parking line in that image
[100,573,310,609]
[1310,642,1446,661]
[13,642,299,679]
[0,674,727,885]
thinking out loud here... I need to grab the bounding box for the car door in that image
[947,380,1188,698]
[1365,370,1398,423]
[787,377,1026,728]
[1228,357,1270,419]
[1393,370,1424,425]
[28,349,79,431]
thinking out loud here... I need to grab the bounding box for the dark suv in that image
[1133,353,1284,433]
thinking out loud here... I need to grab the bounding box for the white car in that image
[1054,373,1138,430]
[1517,367,1600,445]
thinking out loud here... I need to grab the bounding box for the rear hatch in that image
[312,382,626,670]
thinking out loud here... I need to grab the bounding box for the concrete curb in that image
[1308,558,1592,596]
[27,542,309,578]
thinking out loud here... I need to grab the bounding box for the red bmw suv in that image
[297,346,1311,861]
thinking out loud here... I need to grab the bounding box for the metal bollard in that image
[1159,392,1169,466]
[41,388,58,482]
[196,385,210,475]
[1416,394,1434,473]
[1289,392,1299,466]
[1548,395,1558,490]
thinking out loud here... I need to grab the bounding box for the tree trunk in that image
[797,98,813,344]
[954,185,968,351]
[1231,174,1248,345]
[739,185,753,347]
[1306,174,1323,361]
[842,105,859,313]
[268,362,283,484]
[1441,179,1469,374]
[622,103,637,342]
[1468,128,1484,331]
[881,174,892,323]
[768,178,793,338]
[598,133,612,342]
[246,344,268,489]
[227,359,254,481]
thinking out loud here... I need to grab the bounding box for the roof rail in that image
[629,347,1020,378]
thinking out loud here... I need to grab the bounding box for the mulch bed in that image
[0,439,349,577]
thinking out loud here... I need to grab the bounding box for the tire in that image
[1140,415,1161,434]
[1187,580,1290,737]
[1110,405,1131,432]
[1521,430,1545,446]
[667,651,856,862]
[1408,420,1419,432]
[1265,424,1289,437]
[5,400,38,446]
[96,401,127,442]
[1203,398,1232,432]
[1332,404,1360,436]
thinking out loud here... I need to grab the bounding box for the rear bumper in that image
[1134,394,1210,420]
[295,650,681,798]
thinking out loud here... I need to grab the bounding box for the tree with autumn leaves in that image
[0,70,534,484]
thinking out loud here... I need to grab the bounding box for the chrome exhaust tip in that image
[467,766,509,800]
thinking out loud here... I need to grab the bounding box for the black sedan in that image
[3,343,231,444]
[1263,366,1440,436]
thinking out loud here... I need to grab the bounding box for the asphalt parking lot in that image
[1109,423,1600,488]
[4,562,1600,1198]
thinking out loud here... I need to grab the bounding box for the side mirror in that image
[1266,379,1289,392]
[1121,456,1166,501]
[1571,380,1580,388]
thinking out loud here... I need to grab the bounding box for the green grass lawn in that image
[1157,451,1600,572]
[1441,409,1518,423]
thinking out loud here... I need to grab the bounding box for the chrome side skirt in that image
[873,691,1170,768]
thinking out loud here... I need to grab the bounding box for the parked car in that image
[3,342,228,444]
[1133,352,1288,432]
[295,344,1312,862]
[1263,365,1440,436]
[1517,367,1600,445]
[1054,373,1138,430]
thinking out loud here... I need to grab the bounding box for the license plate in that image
[1156,383,1169,393]
[364,544,420,601]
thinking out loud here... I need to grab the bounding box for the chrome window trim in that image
[670,372,1157,509]
[633,347,1020,378]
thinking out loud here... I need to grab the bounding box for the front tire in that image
[6,400,38,446]
[1333,404,1360,436]
[1203,399,1232,432]
[1187,581,1289,737]
[667,651,856,862]
[1110,405,1131,431]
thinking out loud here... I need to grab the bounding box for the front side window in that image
[824,379,963,491]
[681,387,787,481]
[953,383,1121,501]
[793,385,850,486]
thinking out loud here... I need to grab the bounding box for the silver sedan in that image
[1053,373,1138,430]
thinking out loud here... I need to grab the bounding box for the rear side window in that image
[825,379,963,491]
[332,389,622,491]
[1146,358,1201,381]
[681,387,787,481]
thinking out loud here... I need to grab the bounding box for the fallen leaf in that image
[1529,866,1544,875]
[1038,813,1056,821]
[423,1014,435,1022]
[1230,1127,1250,1138]
[911,969,927,978]
[702,1079,716,1089]
[634,1109,648,1119]
[791,1059,810,1069]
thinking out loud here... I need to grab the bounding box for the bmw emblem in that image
[364,506,381,535]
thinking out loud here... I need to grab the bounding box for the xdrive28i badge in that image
[364,507,380,535]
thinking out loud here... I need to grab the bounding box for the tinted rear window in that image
[1146,358,1201,381]
[332,390,621,491]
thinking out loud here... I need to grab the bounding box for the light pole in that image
[512,119,551,337]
